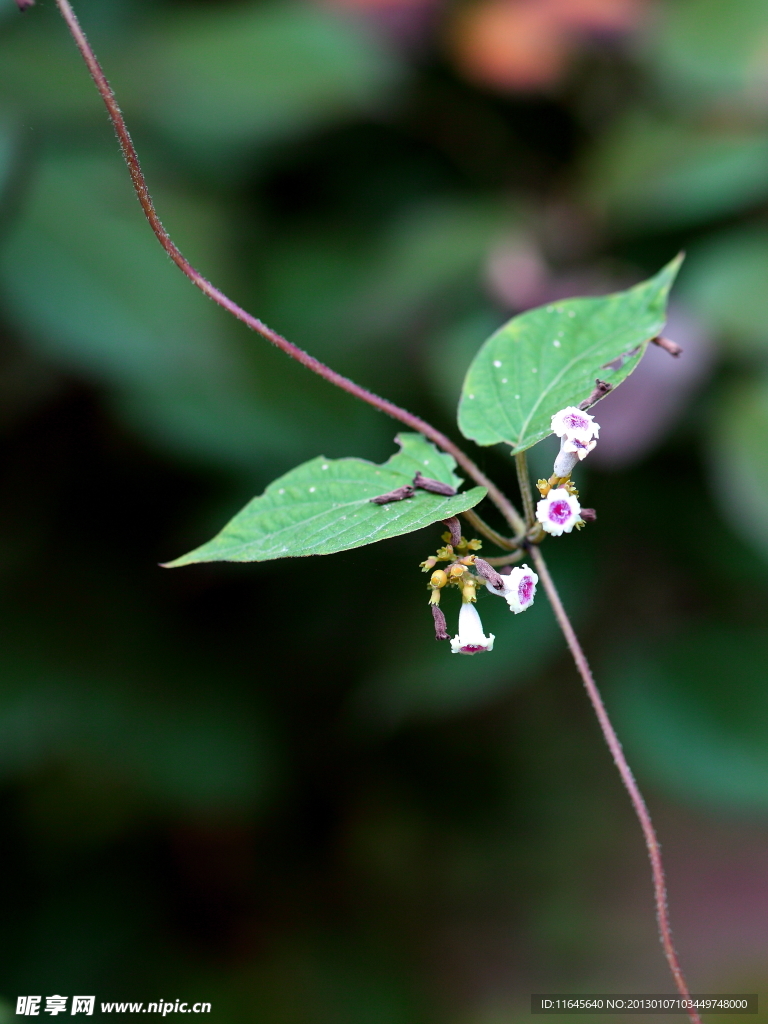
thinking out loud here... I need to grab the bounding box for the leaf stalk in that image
[515,452,537,528]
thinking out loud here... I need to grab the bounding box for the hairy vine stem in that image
[48,1,698,1011]
[531,546,701,1024]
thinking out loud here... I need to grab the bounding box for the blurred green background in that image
[0,0,767,1019]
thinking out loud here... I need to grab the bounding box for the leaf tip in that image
[662,250,685,283]
[159,555,193,569]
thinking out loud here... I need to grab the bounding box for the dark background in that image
[0,0,766,1019]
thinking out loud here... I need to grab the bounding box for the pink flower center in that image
[549,499,572,524]
[565,413,588,430]
[461,644,487,654]
[518,576,534,605]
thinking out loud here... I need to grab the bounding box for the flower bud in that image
[370,484,414,505]
[431,603,449,641]
[473,557,506,591]
[442,517,462,548]
[414,472,457,496]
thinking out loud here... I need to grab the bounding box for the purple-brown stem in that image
[652,335,683,357]
[49,0,699,1004]
[530,545,702,1024]
[579,378,613,410]
[50,0,526,539]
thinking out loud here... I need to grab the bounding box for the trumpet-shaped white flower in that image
[536,488,582,536]
[562,435,597,460]
[450,601,495,654]
[485,564,539,613]
[551,406,599,443]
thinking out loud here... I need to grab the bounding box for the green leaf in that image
[165,434,485,566]
[457,256,682,454]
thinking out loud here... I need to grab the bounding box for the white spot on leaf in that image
[493,360,502,368]
[553,340,561,348]
[501,378,507,384]
[309,486,316,493]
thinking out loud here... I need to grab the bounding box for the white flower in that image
[485,564,538,613]
[550,406,600,443]
[536,488,582,536]
[450,601,495,655]
[562,435,597,461]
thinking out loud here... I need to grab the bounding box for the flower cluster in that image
[535,404,600,536]
[421,531,537,654]
[419,401,602,652]
[551,406,600,475]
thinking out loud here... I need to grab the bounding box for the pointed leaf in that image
[457,256,682,454]
[165,434,485,566]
